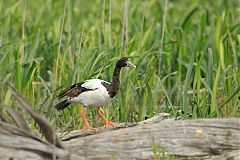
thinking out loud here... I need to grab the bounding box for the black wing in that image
[58,82,94,99]
[101,82,119,98]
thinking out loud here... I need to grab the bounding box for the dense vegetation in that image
[0,0,239,132]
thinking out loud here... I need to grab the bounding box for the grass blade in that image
[183,52,195,118]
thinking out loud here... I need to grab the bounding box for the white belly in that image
[70,88,111,107]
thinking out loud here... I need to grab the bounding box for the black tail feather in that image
[55,100,71,110]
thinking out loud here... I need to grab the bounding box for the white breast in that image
[70,79,111,107]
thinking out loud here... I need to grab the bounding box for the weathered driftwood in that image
[0,85,68,160]
[1,86,238,159]
[62,116,240,160]
[0,112,239,160]
[60,113,170,141]
[0,121,70,160]
[9,85,63,148]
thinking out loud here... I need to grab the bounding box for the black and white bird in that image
[55,57,136,131]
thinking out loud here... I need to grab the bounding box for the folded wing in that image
[58,79,109,99]
[58,82,93,99]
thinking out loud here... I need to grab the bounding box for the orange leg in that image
[96,106,119,127]
[80,107,97,132]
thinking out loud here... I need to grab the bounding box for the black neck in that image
[112,66,121,85]
[101,65,122,98]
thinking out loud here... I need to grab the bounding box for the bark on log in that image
[0,121,70,160]
[0,113,239,160]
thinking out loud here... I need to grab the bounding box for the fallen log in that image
[0,112,239,160]
[1,86,239,160]
[61,115,240,160]
[0,121,70,160]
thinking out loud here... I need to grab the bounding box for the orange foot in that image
[104,121,119,127]
[81,125,97,132]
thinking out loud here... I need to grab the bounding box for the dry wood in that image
[62,117,240,160]
[0,112,239,160]
[0,121,70,159]
[9,85,63,148]
[60,113,170,141]
[5,107,30,131]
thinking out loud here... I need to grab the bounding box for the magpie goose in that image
[55,57,136,131]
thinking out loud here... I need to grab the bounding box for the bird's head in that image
[116,57,136,68]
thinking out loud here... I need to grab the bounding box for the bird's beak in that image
[126,61,136,68]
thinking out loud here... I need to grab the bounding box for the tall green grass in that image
[0,0,240,132]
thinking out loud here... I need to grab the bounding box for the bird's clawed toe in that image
[104,121,119,127]
[81,126,97,132]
